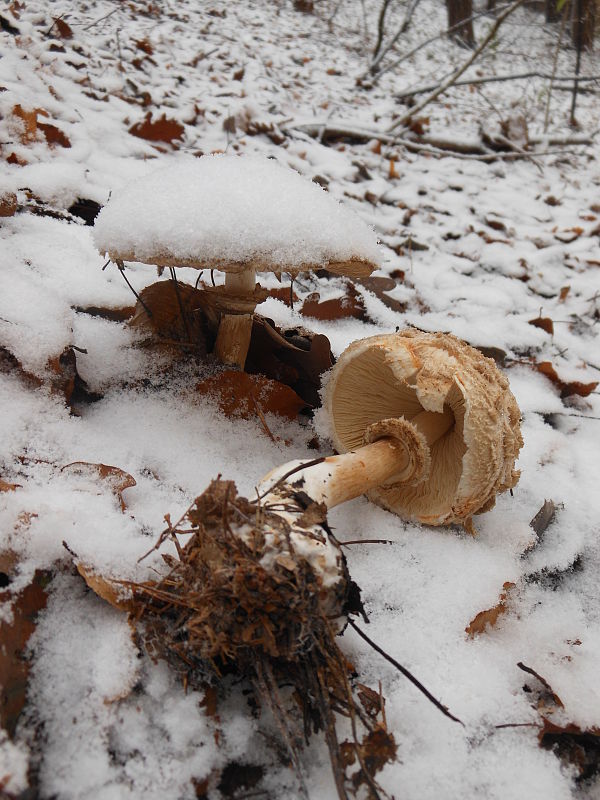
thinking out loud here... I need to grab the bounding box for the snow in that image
[93,154,383,270]
[1,0,600,798]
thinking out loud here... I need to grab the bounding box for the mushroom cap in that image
[325,330,523,526]
[93,154,381,278]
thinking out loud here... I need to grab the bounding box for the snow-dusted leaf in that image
[61,462,137,512]
[129,112,184,143]
[465,582,515,637]
[196,370,307,422]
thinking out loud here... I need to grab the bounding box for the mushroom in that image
[260,330,523,530]
[93,154,381,368]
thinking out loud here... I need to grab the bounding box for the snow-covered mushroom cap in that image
[93,154,382,277]
[325,330,523,527]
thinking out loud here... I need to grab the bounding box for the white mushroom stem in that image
[214,268,257,368]
[260,408,455,510]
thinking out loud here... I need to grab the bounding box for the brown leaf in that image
[245,317,333,407]
[558,286,570,302]
[466,582,515,637]
[358,275,407,314]
[0,479,21,492]
[47,346,99,407]
[12,103,46,143]
[300,284,366,321]
[485,216,508,233]
[130,279,212,352]
[530,500,558,538]
[196,370,307,423]
[75,304,135,322]
[0,569,49,736]
[528,316,554,335]
[539,718,600,781]
[61,462,136,512]
[129,112,184,143]
[135,38,153,55]
[536,362,598,398]
[38,121,71,148]
[76,563,134,611]
[53,17,73,38]
[0,192,17,217]
[267,286,299,306]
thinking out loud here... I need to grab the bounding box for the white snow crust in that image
[93,155,383,270]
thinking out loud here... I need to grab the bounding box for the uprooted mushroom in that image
[75,330,521,798]
[93,154,381,368]
[264,329,523,532]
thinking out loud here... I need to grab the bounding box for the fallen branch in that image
[387,0,527,133]
[394,70,600,100]
[285,121,588,160]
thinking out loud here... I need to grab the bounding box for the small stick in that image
[82,7,118,30]
[349,619,464,725]
[114,260,153,318]
[169,266,193,344]
[249,388,277,442]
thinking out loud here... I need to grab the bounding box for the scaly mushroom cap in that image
[325,330,523,527]
[93,154,381,279]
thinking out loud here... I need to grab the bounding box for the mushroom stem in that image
[213,269,257,368]
[262,408,455,510]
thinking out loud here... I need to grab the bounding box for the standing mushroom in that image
[93,155,381,368]
[261,330,523,530]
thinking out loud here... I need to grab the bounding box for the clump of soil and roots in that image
[117,479,397,800]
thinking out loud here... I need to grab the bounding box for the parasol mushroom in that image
[260,330,523,530]
[93,154,381,368]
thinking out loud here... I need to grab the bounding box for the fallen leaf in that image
[245,317,333,407]
[0,193,17,217]
[530,499,558,538]
[267,286,299,306]
[53,17,73,38]
[358,276,407,314]
[48,346,100,407]
[12,103,46,143]
[129,112,184,143]
[528,315,554,335]
[300,284,366,321]
[539,718,600,781]
[68,197,102,225]
[75,304,135,322]
[389,158,398,179]
[196,370,308,422]
[0,569,49,736]
[466,582,515,637]
[558,286,570,302]
[61,462,137,512]
[76,563,134,611]
[485,216,508,233]
[536,362,598,398]
[135,37,153,55]
[0,479,21,492]
[38,121,71,148]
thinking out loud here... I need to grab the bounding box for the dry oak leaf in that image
[196,370,307,422]
[466,582,515,637]
[76,563,136,612]
[539,718,600,781]
[528,315,554,336]
[0,479,22,492]
[52,17,73,39]
[11,104,71,148]
[536,362,598,399]
[61,462,136,512]
[129,112,185,143]
[0,193,17,217]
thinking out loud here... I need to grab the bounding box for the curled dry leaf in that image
[76,563,136,612]
[52,17,73,38]
[466,582,516,637]
[61,462,136,512]
[129,112,185,143]
[535,362,598,398]
[11,104,71,148]
[0,479,22,492]
[196,370,308,423]
[516,661,564,714]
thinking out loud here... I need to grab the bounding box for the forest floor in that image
[1,1,600,798]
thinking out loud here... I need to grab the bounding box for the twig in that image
[349,620,464,725]
[114,260,153,317]
[369,0,422,73]
[169,267,192,344]
[394,70,600,100]
[249,388,277,442]
[372,0,394,61]
[82,7,118,30]
[255,457,326,501]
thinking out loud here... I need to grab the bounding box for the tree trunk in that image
[571,0,595,49]
[487,0,497,11]
[446,0,476,47]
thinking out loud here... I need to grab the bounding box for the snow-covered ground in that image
[1,1,600,798]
